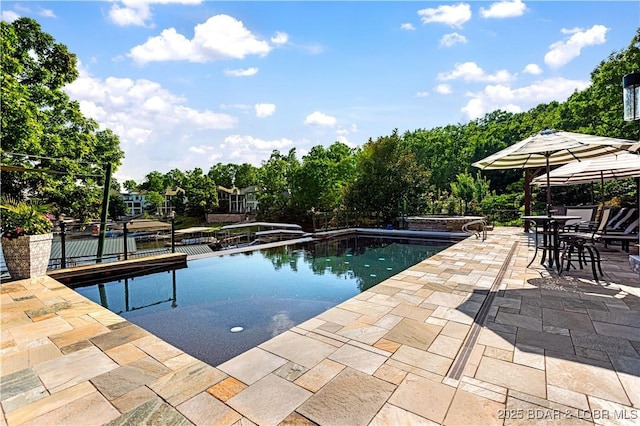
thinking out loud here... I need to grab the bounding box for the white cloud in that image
[416,91,429,97]
[109,3,151,27]
[418,3,471,29]
[440,32,467,47]
[544,25,608,69]
[336,135,350,145]
[461,77,591,120]
[561,27,582,35]
[188,145,223,162]
[401,23,415,31]
[480,0,527,19]
[255,103,276,118]
[1,10,20,22]
[39,9,56,18]
[337,124,358,136]
[299,43,325,55]
[224,67,259,77]
[222,135,295,164]
[220,103,252,111]
[523,64,542,75]
[304,111,337,127]
[128,15,274,64]
[64,64,238,180]
[438,62,513,83]
[108,0,202,27]
[435,84,452,94]
[271,31,289,45]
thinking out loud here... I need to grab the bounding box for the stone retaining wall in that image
[206,213,246,224]
[406,216,485,232]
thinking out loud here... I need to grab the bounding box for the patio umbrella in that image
[472,129,637,215]
[531,151,640,208]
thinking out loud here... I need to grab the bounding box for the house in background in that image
[159,187,185,216]
[121,191,147,216]
[120,187,185,218]
[241,186,259,213]
[216,185,260,214]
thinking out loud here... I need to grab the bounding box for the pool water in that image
[76,236,451,366]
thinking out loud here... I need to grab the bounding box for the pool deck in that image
[1,227,639,425]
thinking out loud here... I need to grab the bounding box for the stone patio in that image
[1,227,638,425]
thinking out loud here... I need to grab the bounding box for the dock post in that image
[170,212,176,253]
[123,222,128,260]
[60,222,67,269]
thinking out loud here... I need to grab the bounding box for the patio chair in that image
[606,208,637,232]
[606,207,627,228]
[601,218,639,252]
[558,207,612,282]
[562,206,597,231]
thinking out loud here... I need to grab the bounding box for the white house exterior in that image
[216,185,260,213]
[121,192,147,216]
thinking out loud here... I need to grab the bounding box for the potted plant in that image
[1,197,54,279]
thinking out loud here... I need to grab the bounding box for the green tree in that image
[345,130,430,222]
[208,163,236,188]
[559,28,640,140]
[450,173,475,215]
[108,194,128,220]
[139,171,166,193]
[123,180,139,192]
[182,168,218,217]
[257,149,299,220]
[291,142,357,216]
[144,191,165,213]
[164,168,186,188]
[234,163,259,189]
[1,17,123,218]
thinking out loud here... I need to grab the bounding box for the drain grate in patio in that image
[446,240,519,382]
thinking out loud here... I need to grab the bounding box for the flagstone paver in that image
[388,373,456,423]
[227,374,311,425]
[297,368,394,425]
[545,354,632,406]
[217,347,287,385]
[1,227,639,425]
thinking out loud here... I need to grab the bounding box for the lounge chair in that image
[606,208,637,232]
[606,207,627,228]
[601,218,639,252]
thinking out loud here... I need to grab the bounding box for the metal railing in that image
[46,218,176,271]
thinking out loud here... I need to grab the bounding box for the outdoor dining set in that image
[472,128,640,282]
[523,206,638,281]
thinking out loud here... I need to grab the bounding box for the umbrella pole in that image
[546,155,552,216]
[600,171,605,207]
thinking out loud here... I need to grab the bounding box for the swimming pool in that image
[75,236,452,366]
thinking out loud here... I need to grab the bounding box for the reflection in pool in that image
[75,236,451,366]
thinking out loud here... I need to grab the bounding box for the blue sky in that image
[3,1,639,184]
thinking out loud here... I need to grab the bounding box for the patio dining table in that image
[522,215,581,272]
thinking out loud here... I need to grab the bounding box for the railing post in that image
[123,222,128,260]
[171,215,175,253]
[60,222,67,269]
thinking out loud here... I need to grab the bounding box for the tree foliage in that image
[1,18,124,219]
[344,130,430,221]
[257,149,299,220]
[290,142,357,216]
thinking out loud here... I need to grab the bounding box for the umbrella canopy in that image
[531,151,640,187]
[472,129,637,214]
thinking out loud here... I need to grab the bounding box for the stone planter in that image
[1,233,53,279]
